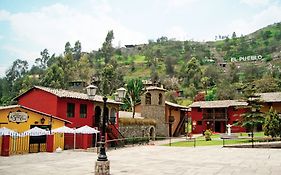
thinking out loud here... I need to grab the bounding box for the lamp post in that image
[87,85,126,175]
[168,115,174,146]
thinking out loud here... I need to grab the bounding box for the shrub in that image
[204,129,212,141]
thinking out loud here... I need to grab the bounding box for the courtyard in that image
[0,145,281,175]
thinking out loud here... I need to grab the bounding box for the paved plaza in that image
[0,145,281,175]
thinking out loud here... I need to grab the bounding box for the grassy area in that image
[163,132,266,147]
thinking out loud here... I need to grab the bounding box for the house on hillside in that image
[15,86,123,149]
[188,100,248,134]
[135,86,188,137]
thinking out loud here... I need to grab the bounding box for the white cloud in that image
[164,26,188,40]
[0,10,10,20]
[1,2,147,64]
[0,66,7,77]
[227,5,281,36]
[166,0,198,8]
[240,0,271,6]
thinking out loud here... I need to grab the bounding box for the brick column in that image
[82,134,88,149]
[46,135,54,152]
[1,135,10,156]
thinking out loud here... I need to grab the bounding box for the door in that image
[29,125,50,153]
[215,121,221,133]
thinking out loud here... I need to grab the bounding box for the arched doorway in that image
[93,106,101,147]
[94,106,101,128]
[149,126,155,140]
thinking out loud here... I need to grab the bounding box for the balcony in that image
[203,112,227,120]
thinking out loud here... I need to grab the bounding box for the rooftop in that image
[188,100,248,108]
[258,92,281,102]
[16,86,122,105]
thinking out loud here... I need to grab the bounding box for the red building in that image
[16,86,122,149]
[188,100,248,134]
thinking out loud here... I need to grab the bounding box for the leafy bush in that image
[204,129,212,141]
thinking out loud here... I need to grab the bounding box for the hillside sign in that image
[230,55,263,62]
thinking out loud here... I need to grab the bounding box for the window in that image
[110,108,117,124]
[67,103,75,118]
[158,93,163,105]
[197,121,202,125]
[80,104,87,118]
[145,93,151,105]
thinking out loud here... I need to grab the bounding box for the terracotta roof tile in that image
[258,92,281,102]
[34,86,122,104]
[188,100,247,108]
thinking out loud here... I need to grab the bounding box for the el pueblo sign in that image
[230,55,263,62]
[8,112,28,123]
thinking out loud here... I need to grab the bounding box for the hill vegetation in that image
[0,22,281,107]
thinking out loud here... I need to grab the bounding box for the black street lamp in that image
[98,96,108,161]
[86,85,126,175]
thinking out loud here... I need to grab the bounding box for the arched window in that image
[159,93,163,105]
[110,108,117,124]
[145,93,151,105]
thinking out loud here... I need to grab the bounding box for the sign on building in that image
[8,111,28,123]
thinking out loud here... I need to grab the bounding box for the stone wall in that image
[119,124,156,140]
[141,88,168,137]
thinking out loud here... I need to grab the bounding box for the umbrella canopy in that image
[75,125,100,134]
[21,127,49,136]
[0,127,19,136]
[51,126,75,134]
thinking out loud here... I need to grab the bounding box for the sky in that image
[0,0,281,77]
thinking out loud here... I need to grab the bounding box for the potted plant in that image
[204,129,212,141]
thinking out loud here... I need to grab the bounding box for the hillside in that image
[0,22,281,106]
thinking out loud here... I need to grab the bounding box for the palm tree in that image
[124,78,144,118]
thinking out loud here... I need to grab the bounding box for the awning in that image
[51,126,75,134]
[75,125,100,134]
[21,127,49,136]
[0,127,19,136]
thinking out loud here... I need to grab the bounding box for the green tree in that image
[35,48,50,69]
[101,30,114,64]
[123,78,144,118]
[237,85,264,147]
[73,40,82,60]
[41,64,65,88]
[181,57,202,88]
[264,107,281,138]
[6,59,29,84]
[64,42,72,55]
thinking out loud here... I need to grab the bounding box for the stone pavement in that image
[1,145,281,175]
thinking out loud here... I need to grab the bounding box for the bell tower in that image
[141,86,167,136]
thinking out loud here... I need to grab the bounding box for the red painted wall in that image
[191,107,204,134]
[227,107,246,133]
[57,98,95,149]
[18,88,96,149]
[190,106,247,134]
[18,88,58,116]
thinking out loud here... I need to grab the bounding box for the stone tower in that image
[141,86,167,137]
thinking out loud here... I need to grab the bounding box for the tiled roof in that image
[257,92,281,102]
[165,101,189,110]
[145,86,166,91]
[0,105,71,123]
[32,86,122,105]
[188,100,247,108]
